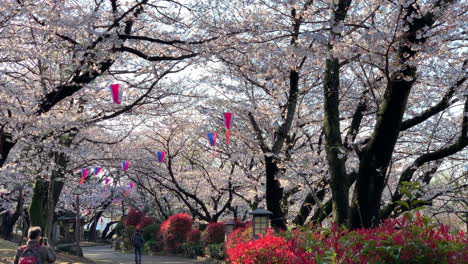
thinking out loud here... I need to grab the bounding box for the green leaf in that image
[413,206,426,212]
[400,187,413,199]
[411,200,427,206]
[395,200,410,209]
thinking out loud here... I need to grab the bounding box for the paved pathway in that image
[83,246,204,264]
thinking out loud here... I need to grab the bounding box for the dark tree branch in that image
[349,0,457,229]
[344,90,368,151]
[400,73,467,131]
[381,96,468,219]
[118,34,219,45]
[117,46,197,61]
[247,112,270,153]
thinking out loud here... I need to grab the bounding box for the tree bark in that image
[381,97,468,219]
[264,156,286,230]
[101,221,118,240]
[321,0,353,226]
[29,179,48,232]
[0,189,23,240]
[293,188,326,226]
[0,130,15,167]
[88,211,104,242]
[349,2,448,229]
[350,71,414,228]
[46,169,55,241]
[323,58,349,226]
[310,199,333,225]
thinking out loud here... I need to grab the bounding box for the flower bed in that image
[226,213,467,264]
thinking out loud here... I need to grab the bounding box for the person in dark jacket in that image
[14,226,56,264]
[131,229,144,264]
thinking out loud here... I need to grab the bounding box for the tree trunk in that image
[347,0,450,229]
[0,130,15,167]
[46,171,55,241]
[1,213,18,241]
[1,189,24,240]
[88,211,104,242]
[323,57,349,225]
[29,177,64,234]
[293,189,326,226]
[349,72,414,229]
[29,179,48,232]
[310,199,333,224]
[265,156,286,230]
[101,221,118,240]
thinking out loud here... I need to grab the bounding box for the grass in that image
[0,238,95,264]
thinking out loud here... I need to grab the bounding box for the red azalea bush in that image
[226,221,253,248]
[227,232,302,264]
[201,222,226,245]
[186,229,202,243]
[123,208,143,226]
[227,213,468,264]
[158,220,169,240]
[136,215,155,229]
[160,213,193,252]
[232,218,248,229]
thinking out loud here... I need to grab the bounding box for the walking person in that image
[14,226,56,264]
[131,229,144,264]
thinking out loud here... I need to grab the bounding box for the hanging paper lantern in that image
[94,167,101,175]
[125,190,130,196]
[79,168,88,184]
[224,112,232,144]
[109,84,122,104]
[208,132,217,147]
[105,178,111,185]
[157,151,166,163]
[130,182,135,189]
[121,161,129,172]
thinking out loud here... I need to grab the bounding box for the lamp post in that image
[73,187,84,257]
[249,207,273,238]
[225,219,236,241]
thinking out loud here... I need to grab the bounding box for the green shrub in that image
[114,219,125,237]
[205,243,226,260]
[117,237,132,252]
[124,225,136,239]
[119,241,127,252]
[112,238,121,250]
[143,239,163,254]
[142,223,159,241]
[177,242,205,258]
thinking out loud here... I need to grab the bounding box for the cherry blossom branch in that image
[400,71,467,131]
[381,96,468,219]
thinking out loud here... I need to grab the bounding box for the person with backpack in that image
[131,229,144,264]
[14,226,56,264]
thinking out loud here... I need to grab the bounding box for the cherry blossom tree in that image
[202,0,467,229]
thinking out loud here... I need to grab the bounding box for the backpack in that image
[132,233,144,248]
[18,245,43,264]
